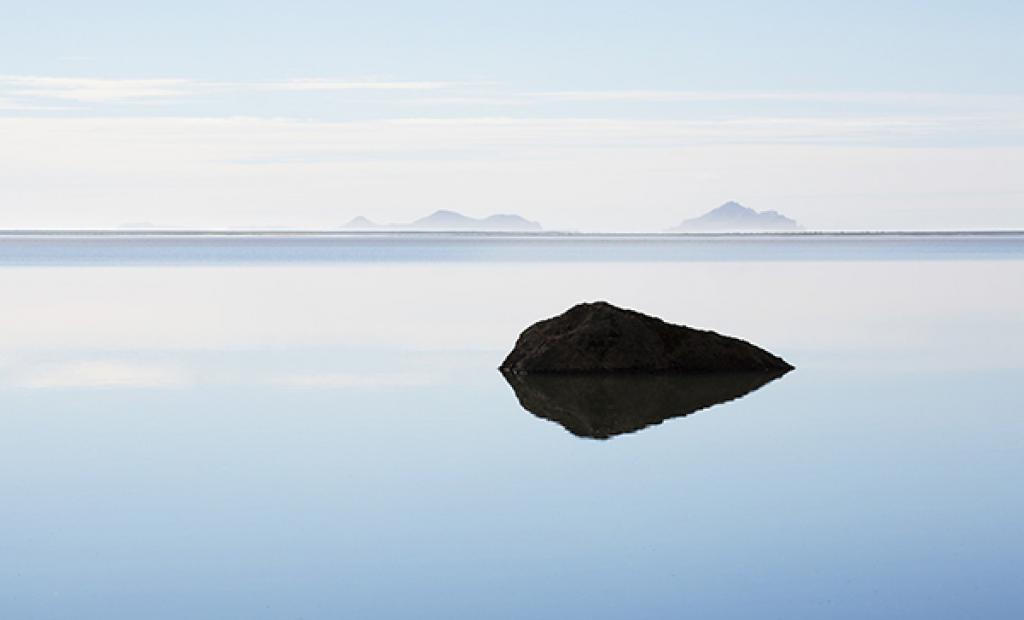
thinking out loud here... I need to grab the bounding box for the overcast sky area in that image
[2,1,1022,231]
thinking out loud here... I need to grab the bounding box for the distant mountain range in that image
[341,203,798,233]
[669,201,801,232]
[344,210,543,232]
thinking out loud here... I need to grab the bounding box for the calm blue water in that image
[0,231,1022,264]
[0,234,1021,618]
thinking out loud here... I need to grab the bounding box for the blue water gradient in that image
[0,237,1021,618]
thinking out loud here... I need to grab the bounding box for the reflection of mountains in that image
[502,370,788,439]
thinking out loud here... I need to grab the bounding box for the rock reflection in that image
[501,370,789,439]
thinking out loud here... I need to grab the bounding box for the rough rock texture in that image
[500,301,793,374]
[503,371,786,439]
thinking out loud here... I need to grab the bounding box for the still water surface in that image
[0,234,1022,618]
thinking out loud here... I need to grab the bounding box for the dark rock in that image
[503,370,787,439]
[500,301,793,374]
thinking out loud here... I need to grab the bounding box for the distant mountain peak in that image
[343,216,381,229]
[714,201,754,215]
[670,201,800,232]
[414,210,475,226]
[343,210,542,232]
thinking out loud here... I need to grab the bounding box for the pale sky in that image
[2,1,1022,231]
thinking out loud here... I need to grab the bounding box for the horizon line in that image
[1,229,1022,237]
